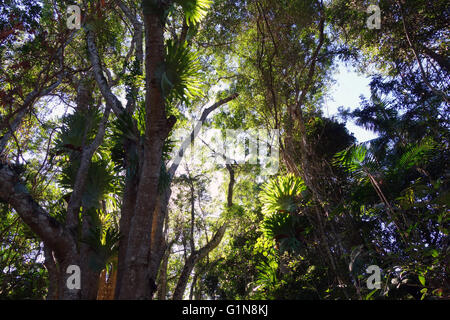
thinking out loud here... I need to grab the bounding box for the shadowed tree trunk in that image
[116,7,176,299]
[156,243,170,300]
[97,258,118,300]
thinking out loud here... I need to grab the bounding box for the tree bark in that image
[86,3,238,299]
[156,241,171,300]
[117,10,175,299]
[44,246,59,300]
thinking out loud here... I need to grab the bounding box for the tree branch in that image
[0,164,75,258]
[172,165,234,299]
[117,0,143,68]
[65,105,111,231]
[86,30,125,116]
[168,93,239,178]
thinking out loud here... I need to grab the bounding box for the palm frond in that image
[396,137,438,171]
[333,144,380,184]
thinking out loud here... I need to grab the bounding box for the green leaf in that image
[365,289,378,300]
[259,174,306,216]
[396,138,438,171]
[418,275,426,286]
[176,0,212,25]
[163,39,203,104]
[420,288,428,300]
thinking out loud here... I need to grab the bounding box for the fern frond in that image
[259,174,306,216]
[396,138,438,170]
[162,39,203,105]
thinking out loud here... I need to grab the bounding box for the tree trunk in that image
[44,246,59,300]
[114,155,138,298]
[117,11,175,299]
[97,261,118,300]
[156,244,170,300]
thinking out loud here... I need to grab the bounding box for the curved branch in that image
[117,0,143,68]
[168,93,239,178]
[86,30,125,116]
[0,164,75,258]
[172,165,234,300]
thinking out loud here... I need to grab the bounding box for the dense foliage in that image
[0,0,448,300]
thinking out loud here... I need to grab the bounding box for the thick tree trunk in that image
[117,11,175,299]
[148,192,171,289]
[0,75,111,299]
[44,246,59,300]
[0,164,76,262]
[86,1,237,297]
[144,94,239,297]
[97,261,118,300]
[114,154,138,298]
[79,213,102,299]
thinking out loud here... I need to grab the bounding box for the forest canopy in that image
[0,0,448,300]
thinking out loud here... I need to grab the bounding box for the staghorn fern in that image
[255,257,278,289]
[259,174,307,253]
[259,174,306,216]
[54,108,101,153]
[262,211,292,240]
[261,211,304,252]
[142,0,211,25]
[82,209,121,273]
[175,0,212,25]
[59,158,117,210]
[161,39,203,105]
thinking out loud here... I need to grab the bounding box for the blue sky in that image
[324,63,378,143]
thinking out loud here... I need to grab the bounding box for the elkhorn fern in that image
[176,0,212,25]
[162,39,203,104]
[259,174,306,216]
